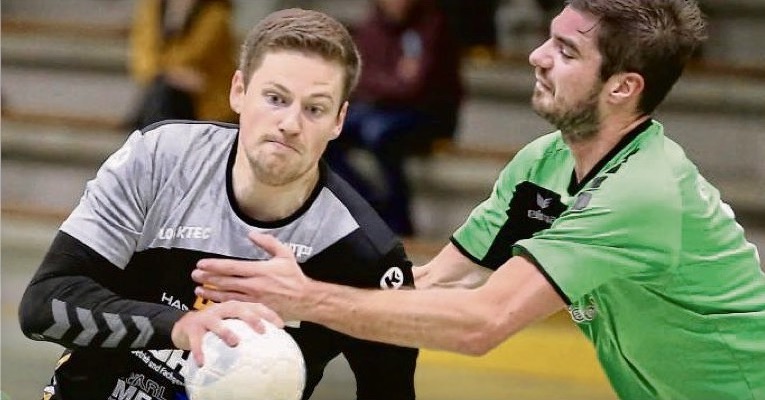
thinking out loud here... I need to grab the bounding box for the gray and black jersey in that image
[19,121,417,400]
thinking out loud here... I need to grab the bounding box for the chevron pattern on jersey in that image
[43,299,155,348]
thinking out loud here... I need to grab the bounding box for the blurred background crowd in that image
[2,0,763,399]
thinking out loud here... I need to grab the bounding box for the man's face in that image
[528,6,604,141]
[229,51,347,186]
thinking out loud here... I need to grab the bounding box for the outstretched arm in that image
[194,233,565,355]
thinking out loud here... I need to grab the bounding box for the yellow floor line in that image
[418,313,611,387]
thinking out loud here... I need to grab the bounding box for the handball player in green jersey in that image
[193,0,765,398]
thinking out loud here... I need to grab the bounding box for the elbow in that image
[456,332,504,357]
[18,283,52,340]
[452,315,509,357]
[18,316,42,342]
[18,298,38,340]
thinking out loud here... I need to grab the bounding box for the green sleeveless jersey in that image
[452,120,765,399]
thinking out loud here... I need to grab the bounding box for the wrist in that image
[292,278,331,322]
[282,277,324,322]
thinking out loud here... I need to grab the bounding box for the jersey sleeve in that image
[377,241,415,289]
[451,141,545,269]
[514,160,681,303]
[60,130,157,267]
[18,232,185,350]
[19,130,185,350]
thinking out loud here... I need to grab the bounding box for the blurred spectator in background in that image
[437,0,501,61]
[325,0,464,236]
[127,0,237,130]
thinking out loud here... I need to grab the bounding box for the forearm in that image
[20,275,184,350]
[300,279,497,355]
[18,232,185,350]
[296,253,564,355]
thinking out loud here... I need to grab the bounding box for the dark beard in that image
[533,86,601,143]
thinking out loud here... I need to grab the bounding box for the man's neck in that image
[232,163,320,222]
[567,114,649,183]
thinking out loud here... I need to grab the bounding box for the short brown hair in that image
[238,8,361,103]
[568,0,707,114]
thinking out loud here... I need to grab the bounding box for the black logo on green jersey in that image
[481,182,565,269]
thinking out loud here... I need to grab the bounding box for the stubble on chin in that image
[532,89,600,143]
[253,159,297,186]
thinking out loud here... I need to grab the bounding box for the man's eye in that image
[307,105,325,116]
[559,46,574,60]
[266,93,285,105]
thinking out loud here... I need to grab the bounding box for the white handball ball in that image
[184,319,306,400]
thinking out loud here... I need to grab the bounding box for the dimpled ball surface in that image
[184,319,305,400]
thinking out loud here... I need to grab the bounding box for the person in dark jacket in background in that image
[325,0,464,236]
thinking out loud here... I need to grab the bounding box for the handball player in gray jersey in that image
[19,8,418,400]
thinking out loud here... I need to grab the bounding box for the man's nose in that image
[529,39,552,69]
[278,104,302,135]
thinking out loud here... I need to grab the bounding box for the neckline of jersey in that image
[225,131,326,228]
[566,117,653,195]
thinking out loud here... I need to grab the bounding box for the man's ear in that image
[331,101,349,140]
[607,72,644,105]
[229,70,245,114]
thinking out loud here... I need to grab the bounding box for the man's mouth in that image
[264,136,298,152]
[534,76,552,93]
